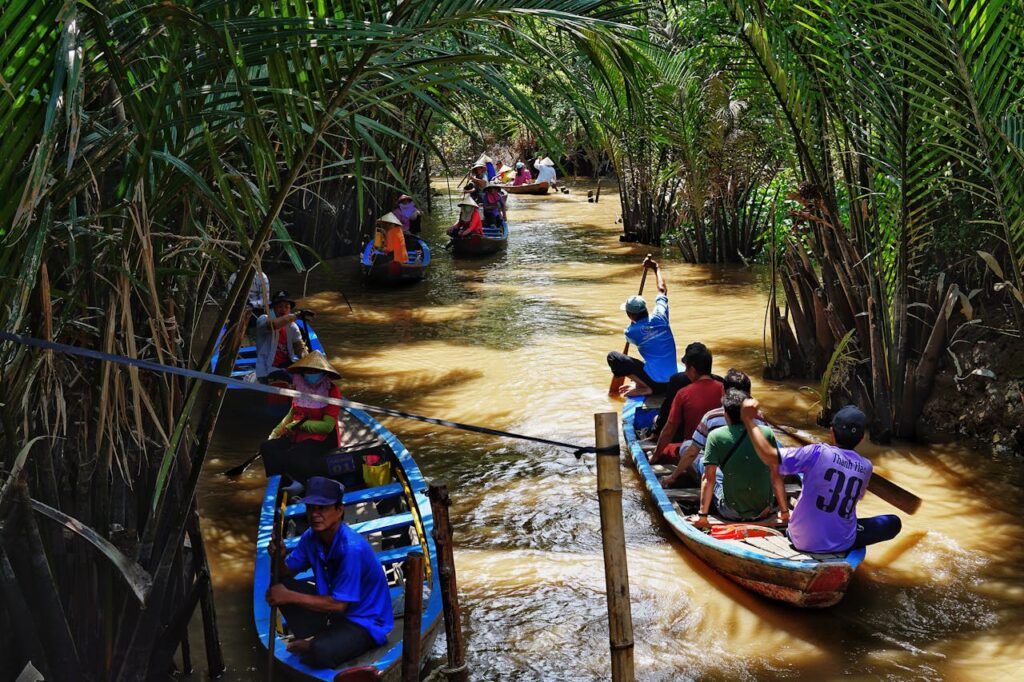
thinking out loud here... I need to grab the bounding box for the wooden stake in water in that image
[401,551,425,682]
[428,483,468,682]
[594,412,635,681]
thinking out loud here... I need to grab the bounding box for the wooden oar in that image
[223,450,261,478]
[769,421,922,515]
[609,255,652,396]
[266,485,288,681]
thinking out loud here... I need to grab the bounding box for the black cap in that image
[832,405,867,439]
[270,290,295,307]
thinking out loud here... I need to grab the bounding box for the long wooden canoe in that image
[451,221,508,257]
[361,236,431,284]
[501,181,549,195]
[254,408,443,680]
[622,397,866,608]
[211,320,324,419]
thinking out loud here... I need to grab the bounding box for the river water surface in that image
[198,180,1024,680]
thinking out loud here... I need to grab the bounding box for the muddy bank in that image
[920,327,1024,456]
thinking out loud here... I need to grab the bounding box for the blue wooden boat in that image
[360,236,430,284]
[622,396,866,608]
[210,319,324,418]
[254,407,443,680]
[451,220,508,257]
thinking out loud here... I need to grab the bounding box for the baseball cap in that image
[831,405,867,439]
[621,295,647,314]
[302,476,345,506]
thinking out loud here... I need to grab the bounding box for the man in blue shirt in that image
[606,257,678,396]
[266,477,394,668]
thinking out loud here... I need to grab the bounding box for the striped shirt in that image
[691,407,770,455]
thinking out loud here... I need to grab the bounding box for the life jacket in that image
[288,374,342,446]
[272,326,290,367]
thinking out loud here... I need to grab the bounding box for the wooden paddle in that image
[223,450,261,478]
[266,485,288,681]
[608,255,653,396]
[769,421,922,515]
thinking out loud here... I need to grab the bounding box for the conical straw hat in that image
[457,196,479,208]
[377,212,402,227]
[288,351,341,379]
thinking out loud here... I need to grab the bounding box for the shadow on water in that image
[196,177,1024,681]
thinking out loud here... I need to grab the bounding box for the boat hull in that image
[451,222,508,256]
[622,398,864,608]
[361,237,431,284]
[502,181,549,195]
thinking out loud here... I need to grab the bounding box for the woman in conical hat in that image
[259,350,344,478]
[374,212,408,264]
[448,196,483,238]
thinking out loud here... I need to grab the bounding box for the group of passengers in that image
[447,158,510,240]
[607,256,902,556]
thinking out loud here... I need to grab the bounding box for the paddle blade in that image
[867,474,921,515]
[609,375,625,396]
[222,453,259,478]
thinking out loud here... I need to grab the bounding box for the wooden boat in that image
[501,181,549,195]
[254,408,443,680]
[211,320,324,418]
[361,236,430,284]
[622,396,866,608]
[451,221,508,256]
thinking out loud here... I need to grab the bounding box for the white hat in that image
[536,156,555,167]
[377,212,402,226]
[516,162,525,169]
[457,197,479,208]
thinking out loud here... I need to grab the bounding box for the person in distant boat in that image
[534,157,557,189]
[739,400,902,553]
[374,213,408,264]
[226,268,271,316]
[447,197,484,238]
[255,290,309,383]
[392,194,422,234]
[650,343,723,464]
[259,351,343,476]
[692,389,789,528]
[266,476,394,668]
[469,161,488,192]
[658,369,771,487]
[496,163,515,184]
[513,161,532,186]
[606,257,677,398]
[480,183,507,228]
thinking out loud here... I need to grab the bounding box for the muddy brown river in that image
[195,179,1024,680]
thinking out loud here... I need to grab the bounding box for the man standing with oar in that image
[607,257,678,397]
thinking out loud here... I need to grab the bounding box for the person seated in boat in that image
[739,400,902,553]
[392,194,422,234]
[447,197,484,238]
[496,162,515,184]
[513,161,532,186]
[259,351,344,476]
[266,476,394,668]
[469,161,488,192]
[606,257,677,397]
[255,290,309,383]
[649,343,723,464]
[658,369,770,487]
[373,213,409,264]
[693,389,790,529]
[649,341,725,440]
[480,184,507,228]
[226,267,270,324]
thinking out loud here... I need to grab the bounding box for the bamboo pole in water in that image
[594,412,635,682]
[428,483,468,682]
[401,551,425,682]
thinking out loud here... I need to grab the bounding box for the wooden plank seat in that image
[284,483,406,518]
[284,512,414,550]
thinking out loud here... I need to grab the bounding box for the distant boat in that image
[622,396,866,608]
[451,221,508,256]
[361,236,431,284]
[502,181,549,195]
[211,319,323,418]
[254,407,443,680]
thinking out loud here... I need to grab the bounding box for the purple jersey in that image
[778,443,872,553]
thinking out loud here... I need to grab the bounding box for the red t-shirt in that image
[667,377,724,444]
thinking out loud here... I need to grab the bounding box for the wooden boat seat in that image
[642,395,666,410]
[284,482,406,518]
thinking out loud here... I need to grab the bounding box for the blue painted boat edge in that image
[621,398,866,573]
[361,238,431,268]
[253,408,443,680]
